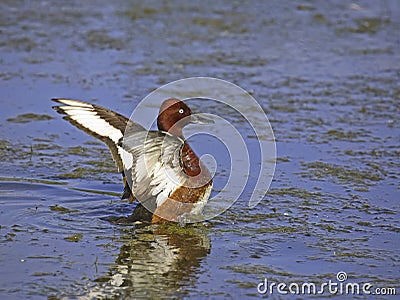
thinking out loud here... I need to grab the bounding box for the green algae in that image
[325,129,358,140]
[70,187,120,197]
[155,223,208,237]
[0,139,12,156]
[192,16,249,34]
[222,264,296,277]
[7,113,53,123]
[50,205,79,214]
[353,17,390,34]
[335,17,390,35]
[67,146,91,157]
[269,104,297,113]
[59,167,85,179]
[121,6,162,20]
[32,272,55,277]
[1,36,38,51]
[268,187,323,200]
[83,159,115,169]
[0,176,65,186]
[250,226,301,234]
[64,233,83,242]
[302,161,383,186]
[32,143,62,151]
[85,29,125,50]
[59,165,116,179]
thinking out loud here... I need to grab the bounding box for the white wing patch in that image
[57,106,123,143]
[151,166,182,207]
[54,99,132,171]
[120,148,133,172]
[54,99,92,108]
[122,131,187,207]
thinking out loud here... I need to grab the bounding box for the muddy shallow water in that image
[1,1,399,299]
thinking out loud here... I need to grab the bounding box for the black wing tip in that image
[51,98,66,112]
[51,103,67,114]
[51,98,86,105]
[51,98,91,113]
[51,98,64,103]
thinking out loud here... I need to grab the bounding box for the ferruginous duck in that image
[52,98,213,224]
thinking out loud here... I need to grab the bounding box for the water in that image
[1,1,399,299]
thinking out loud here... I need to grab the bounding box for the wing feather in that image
[121,131,187,207]
[52,98,144,172]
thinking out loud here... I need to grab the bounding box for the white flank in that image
[190,184,212,215]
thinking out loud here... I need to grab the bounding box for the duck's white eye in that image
[178,108,184,114]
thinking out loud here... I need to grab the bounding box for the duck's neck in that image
[181,142,200,177]
[157,119,183,137]
[167,127,183,138]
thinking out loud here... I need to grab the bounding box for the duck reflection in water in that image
[85,224,211,298]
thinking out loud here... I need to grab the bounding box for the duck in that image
[52,98,213,224]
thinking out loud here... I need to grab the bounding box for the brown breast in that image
[180,142,201,176]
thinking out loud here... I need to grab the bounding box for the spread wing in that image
[120,131,188,208]
[52,98,145,172]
